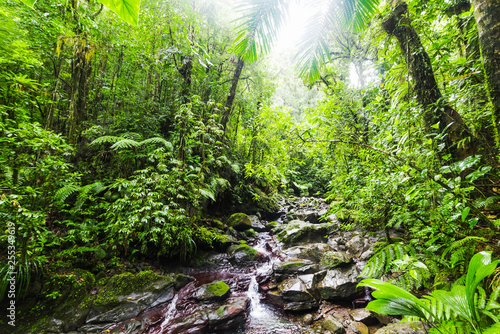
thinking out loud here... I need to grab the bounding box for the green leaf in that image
[461,207,470,222]
[96,0,141,26]
[20,0,37,8]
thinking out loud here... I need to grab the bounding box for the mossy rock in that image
[3,269,96,334]
[227,213,252,231]
[242,228,258,238]
[266,221,279,228]
[228,244,258,266]
[196,281,231,301]
[320,251,351,269]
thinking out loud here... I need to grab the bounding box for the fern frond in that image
[442,236,486,268]
[110,139,140,150]
[55,184,80,202]
[362,242,406,278]
[199,188,215,201]
[121,132,142,140]
[90,135,123,146]
[473,196,500,209]
[139,137,173,151]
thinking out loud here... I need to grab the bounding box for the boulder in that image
[284,243,334,262]
[350,308,377,325]
[85,271,176,324]
[374,321,427,334]
[316,265,362,301]
[273,259,319,282]
[227,213,252,231]
[196,281,230,302]
[206,296,249,331]
[351,321,369,334]
[322,314,345,333]
[276,220,330,246]
[320,251,352,270]
[228,244,258,266]
[248,215,267,232]
[278,276,318,311]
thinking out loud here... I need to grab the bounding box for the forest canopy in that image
[1,0,500,331]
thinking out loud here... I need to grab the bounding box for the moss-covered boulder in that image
[196,281,231,301]
[374,321,427,334]
[276,220,330,246]
[84,271,175,324]
[227,213,253,231]
[228,244,258,266]
[284,243,334,262]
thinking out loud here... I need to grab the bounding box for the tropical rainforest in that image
[1,0,500,333]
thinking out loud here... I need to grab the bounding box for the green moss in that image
[227,213,252,230]
[267,221,278,227]
[206,281,230,296]
[320,251,350,269]
[87,270,162,307]
[281,261,307,268]
[228,244,258,260]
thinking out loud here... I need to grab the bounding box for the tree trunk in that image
[222,57,244,131]
[382,2,472,159]
[471,0,500,146]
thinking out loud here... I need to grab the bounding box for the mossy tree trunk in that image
[382,3,473,160]
[471,0,500,147]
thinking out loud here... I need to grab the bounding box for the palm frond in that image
[341,0,380,33]
[295,0,339,83]
[233,0,290,62]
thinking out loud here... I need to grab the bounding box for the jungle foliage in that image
[1,0,500,328]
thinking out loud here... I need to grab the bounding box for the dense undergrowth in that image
[1,0,500,331]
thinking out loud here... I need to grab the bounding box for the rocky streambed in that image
[9,197,427,334]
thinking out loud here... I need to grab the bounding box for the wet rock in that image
[196,281,230,302]
[278,276,318,311]
[273,259,319,282]
[206,295,249,331]
[320,251,352,270]
[227,213,253,231]
[303,313,314,325]
[85,271,175,324]
[284,243,334,262]
[173,273,195,290]
[168,309,209,334]
[316,265,362,301]
[374,321,427,334]
[345,235,365,256]
[351,321,369,334]
[322,314,345,333]
[350,308,377,325]
[249,215,267,232]
[228,244,258,266]
[276,220,330,246]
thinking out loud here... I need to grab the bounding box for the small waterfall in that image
[158,294,179,333]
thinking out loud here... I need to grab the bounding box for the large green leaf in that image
[96,0,141,25]
[359,279,432,320]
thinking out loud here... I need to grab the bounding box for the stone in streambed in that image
[316,265,362,300]
[228,244,258,266]
[273,259,319,282]
[227,213,253,231]
[206,295,249,331]
[351,321,369,334]
[350,308,377,325]
[196,281,231,301]
[322,314,345,333]
[276,220,330,246]
[284,243,334,262]
[278,276,318,311]
[374,321,427,334]
[248,215,267,232]
[320,251,352,270]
